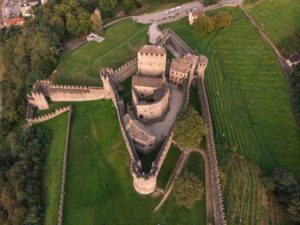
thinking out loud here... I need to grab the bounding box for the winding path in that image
[153,146,214,224]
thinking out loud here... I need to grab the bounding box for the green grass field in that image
[157,145,182,189]
[246,0,300,45]
[42,112,68,225]
[56,100,206,225]
[163,7,300,176]
[246,0,300,56]
[50,19,148,85]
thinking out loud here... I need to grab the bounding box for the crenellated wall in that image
[47,85,104,101]
[26,106,71,124]
[110,58,138,85]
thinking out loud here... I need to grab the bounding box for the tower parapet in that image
[197,55,208,80]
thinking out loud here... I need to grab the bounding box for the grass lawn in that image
[162,7,300,177]
[246,0,300,45]
[58,100,206,225]
[246,0,300,56]
[50,19,148,85]
[157,145,182,189]
[42,112,68,225]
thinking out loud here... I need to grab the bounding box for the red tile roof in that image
[4,17,25,27]
[288,54,300,63]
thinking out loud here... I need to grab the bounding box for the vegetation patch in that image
[224,155,293,225]
[173,107,207,148]
[173,172,204,209]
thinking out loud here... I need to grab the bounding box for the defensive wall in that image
[57,107,72,225]
[26,106,71,124]
[155,29,226,224]
[197,77,227,225]
[156,28,195,57]
[110,58,138,85]
[100,68,174,194]
[28,80,105,110]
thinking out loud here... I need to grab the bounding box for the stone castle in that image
[26,29,208,195]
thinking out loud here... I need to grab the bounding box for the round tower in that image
[132,172,156,195]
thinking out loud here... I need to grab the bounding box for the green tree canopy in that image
[213,12,232,30]
[90,8,103,32]
[173,172,205,209]
[174,107,207,148]
[193,15,214,34]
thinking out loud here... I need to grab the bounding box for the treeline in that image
[289,65,300,126]
[193,12,232,35]
[277,28,300,58]
[0,126,51,224]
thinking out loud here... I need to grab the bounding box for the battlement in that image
[27,106,71,124]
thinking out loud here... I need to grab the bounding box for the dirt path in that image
[153,149,190,212]
[153,147,215,224]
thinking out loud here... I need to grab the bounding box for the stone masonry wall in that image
[47,85,104,101]
[197,78,227,225]
[57,107,72,225]
[110,58,138,85]
[26,106,71,124]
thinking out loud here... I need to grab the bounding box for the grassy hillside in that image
[162,7,300,176]
[50,19,148,85]
[162,6,300,224]
[246,0,300,56]
[42,112,68,225]
[60,100,206,225]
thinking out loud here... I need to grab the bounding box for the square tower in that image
[137,45,166,77]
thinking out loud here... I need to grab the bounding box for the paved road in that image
[134,1,203,24]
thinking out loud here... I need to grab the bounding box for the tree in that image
[193,15,214,34]
[90,8,103,32]
[123,0,135,14]
[99,0,118,18]
[174,107,207,148]
[213,12,232,30]
[66,13,79,36]
[173,172,204,208]
[274,168,300,223]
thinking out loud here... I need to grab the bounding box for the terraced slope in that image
[224,155,293,225]
[163,7,300,176]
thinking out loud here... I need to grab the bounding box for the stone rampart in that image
[47,85,104,101]
[57,107,72,225]
[111,58,138,85]
[26,106,71,124]
[31,80,105,102]
[197,78,227,225]
[101,68,174,194]
[157,28,195,57]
